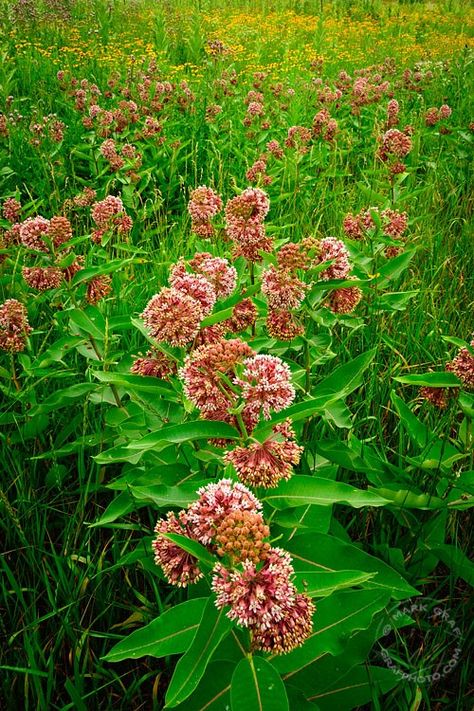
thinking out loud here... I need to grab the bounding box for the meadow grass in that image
[0,0,473,709]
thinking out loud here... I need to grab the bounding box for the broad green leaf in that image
[127,420,240,452]
[377,290,419,311]
[252,351,375,440]
[230,657,289,711]
[393,372,461,387]
[162,533,216,569]
[284,686,319,710]
[89,490,139,527]
[68,307,105,340]
[165,597,233,707]
[271,589,391,674]
[128,482,209,509]
[104,598,207,662]
[286,533,418,600]
[315,349,377,398]
[293,571,376,598]
[423,543,474,586]
[71,258,138,285]
[376,248,416,284]
[391,391,463,469]
[93,371,180,399]
[370,487,445,510]
[173,661,233,710]
[262,477,389,509]
[305,664,399,710]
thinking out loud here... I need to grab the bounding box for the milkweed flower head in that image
[211,547,296,628]
[266,308,304,341]
[189,252,237,299]
[225,188,272,262]
[238,354,295,420]
[169,261,217,316]
[180,338,255,417]
[19,216,50,252]
[386,98,400,127]
[251,593,315,654]
[378,128,412,173]
[141,287,203,347]
[214,510,270,564]
[317,236,351,280]
[152,510,204,587]
[225,420,303,488]
[446,339,474,390]
[86,274,112,304]
[420,386,449,409]
[261,265,307,310]
[224,298,258,333]
[131,349,177,379]
[188,186,222,222]
[47,216,73,248]
[91,195,132,242]
[152,480,315,653]
[188,186,222,238]
[3,198,21,223]
[327,279,363,314]
[22,266,63,290]
[0,299,32,352]
[343,207,407,242]
[187,479,261,545]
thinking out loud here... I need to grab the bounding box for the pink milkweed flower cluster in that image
[420,335,474,409]
[90,195,133,244]
[223,298,258,334]
[19,216,51,252]
[18,214,79,292]
[350,76,390,115]
[225,187,272,262]
[180,341,295,434]
[169,260,217,316]
[317,236,351,280]
[343,207,408,258]
[153,479,262,586]
[212,545,314,654]
[140,249,255,350]
[386,98,400,128]
[189,252,237,299]
[326,277,363,315]
[100,139,142,175]
[312,109,338,142]
[225,420,302,488]
[446,337,474,390]
[0,299,32,352]
[285,125,312,153]
[262,265,307,310]
[153,479,314,654]
[236,354,296,420]
[246,156,272,185]
[425,104,452,128]
[86,275,112,304]
[3,198,21,223]
[188,186,223,238]
[142,287,204,347]
[262,235,359,338]
[266,139,284,160]
[131,349,177,379]
[22,266,63,291]
[180,338,255,425]
[378,128,413,174]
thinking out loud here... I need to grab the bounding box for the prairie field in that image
[0,0,473,709]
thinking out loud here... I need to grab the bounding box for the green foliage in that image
[0,0,473,709]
